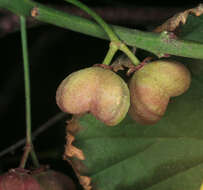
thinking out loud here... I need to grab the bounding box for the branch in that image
[0,6,184,37]
[0,0,203,59]
[0,112,67,158]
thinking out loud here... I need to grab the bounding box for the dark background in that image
[0,0,201,188]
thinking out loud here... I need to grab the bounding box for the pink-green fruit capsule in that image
[56,67,130,126]
[129,60,191,125]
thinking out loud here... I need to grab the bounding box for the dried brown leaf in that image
[64,117,92,190]
[64,133,85,160]
[154,4,203,33]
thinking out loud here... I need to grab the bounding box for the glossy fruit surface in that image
[56,67,130,126]
[129,60,191,125]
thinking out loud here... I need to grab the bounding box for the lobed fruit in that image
[33,170,76,190]
[0,168,76,190]
[129,60,191,125]
[56,67,130,126]
[0,168,42,190]
[200,182,203,190]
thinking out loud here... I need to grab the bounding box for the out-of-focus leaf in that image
[64,75,203,190]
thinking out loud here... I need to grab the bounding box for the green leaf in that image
[1,0,203,59]
[65,77,203,190]
[179,14,203,43]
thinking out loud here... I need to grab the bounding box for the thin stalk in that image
[0,112,66,158]
[64,0,140,65]
[102,42,118,65]
[19,144,31,168]
[120,44,140,66]
[65,0,119,42]
[19,16,39,168]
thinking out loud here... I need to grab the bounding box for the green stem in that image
[120,44,140,66]
[64,0,140,65]
[30,149,40,167]
[32,5,203,59]
[2,0,203,59]
[19,16,39,168]
[102,42,118,65]
[64,0,119,42]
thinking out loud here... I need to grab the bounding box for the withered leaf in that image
[154,4,203,33]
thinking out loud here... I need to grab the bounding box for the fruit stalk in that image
[65,0,140,66]
[19,16,39,168]
[102,42,118,65]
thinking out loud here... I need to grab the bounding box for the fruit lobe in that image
[0,168,42,190]
[56,67,130,126]
[129,60,191,125]
[200,182,203,190]
[33,170,76,190]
